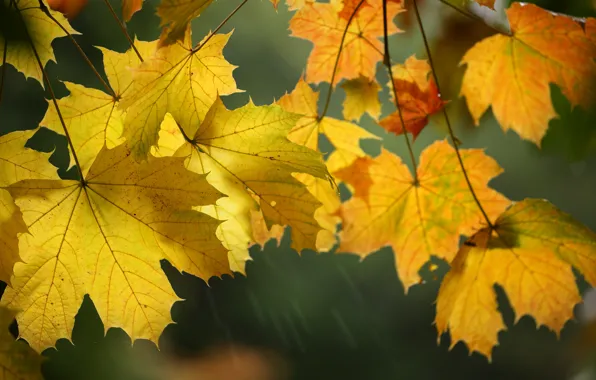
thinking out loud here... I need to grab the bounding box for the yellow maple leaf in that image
[338,141,510,289]
[157,0,214,45]
[436,198,596,359]
[461,2,596,144]
[0,0,78,85]
[0,129,57,284]
[277,78,379,250]
[0,307,43,380]
[341,76,381,121]
[1,141,228,351]
[120,28,240,160]
[154,96,328,257]
[42,41,157,176]
[289,0,403,84]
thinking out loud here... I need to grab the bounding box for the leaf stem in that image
[21,1,85,182]
[412,0,493,228]
[319,0,366,120]
[102,0,144,62]
[37,0,116,98]
[382,0,418,182]
[0,40,8,107]
[192,0,249,53]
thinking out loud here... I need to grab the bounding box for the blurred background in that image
[1,0,596,378]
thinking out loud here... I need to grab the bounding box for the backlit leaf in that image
[0,129,57,283]
[380,56,447,140]
[157,0,214,45]
[120,28,240,160]
[461,2,596,144]
[155,96,328,256]
[289,0,403,84]
[0,0,78,85]
[436,199,596,358]
[42,41,157,176]
[0,307,43,380]
[341,76,381,121]
[338,141,510,289]
[1,141,227,351]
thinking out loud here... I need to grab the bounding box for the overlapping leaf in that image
[154,96,328,259]
[120,28,240,160]
[1,141,228,351]
[42,41,157,176]
[338,141,510,289]
[157,0,214,45]
[461,2,596,144]
[0,130,57,283]
[380,55,447,140]
[341,76,381,121]
[277,78,379,249]
[289,0,403,84]
[0,0,78,85]
[436,199,596,358]
[0,307,43,380]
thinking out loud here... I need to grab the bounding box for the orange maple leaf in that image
[289,0,403,84]
[436,199,596,359]
[338,141,510,289]
[461,2,596,145]
[379,55,447,140]
[333,156,374,203]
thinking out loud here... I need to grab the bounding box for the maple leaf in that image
[277,78,379,250]
[379,55,447,141]
[470,0,495,9]
[123,0,144,21]
[338,141,510,289]
[0,0,78,85]
[461,2,596,145]
[0,307,43,380]
[289,0,403,84]
[333,156,373,203]
[120,28,240,160]
[0,129,57,284]
[154,96,329,258]
[436,199,596,358]
[1,141,228,351]
[42,41,157,176]
[157,0,214,45]
[341,76,381,121]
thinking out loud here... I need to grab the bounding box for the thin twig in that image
[192,0,249,53]
[102,0,144,62]
[382,0,418,181]
[38,0,116,97]
[0,41,8,106]
[319,0,367,119]
[413,0,493,228]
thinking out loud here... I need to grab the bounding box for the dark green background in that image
[1,0,596,378]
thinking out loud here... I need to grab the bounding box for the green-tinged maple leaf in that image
[338,141,510,289]
[461,2,596,145]
[120,28,240,160]
[0,129,57,284]
[0,0,78,85]
[42,41,157,176]
[0,307,43,380]
[1,141,228,351]
[436,199,596,359]
[157,0,214,45]
[153,96,328,256]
